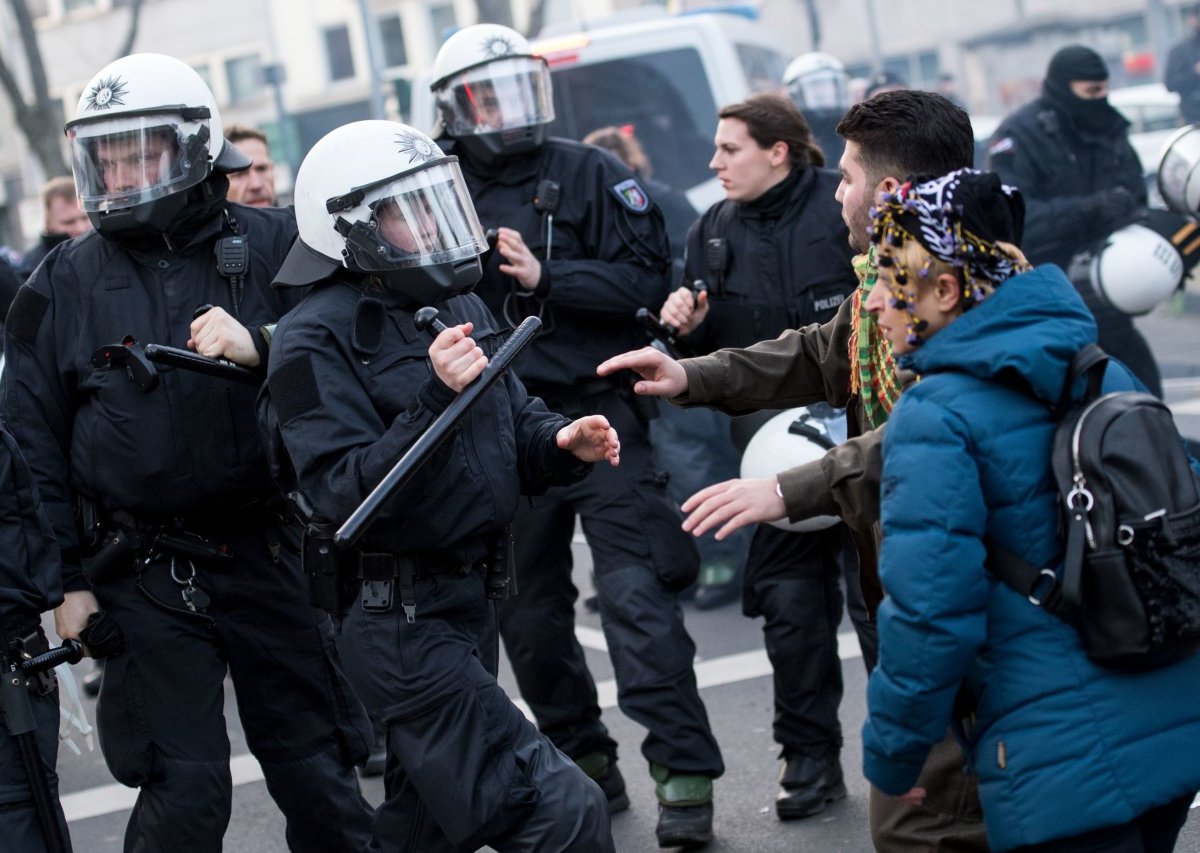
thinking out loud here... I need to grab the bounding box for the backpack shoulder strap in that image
[985,542,1069,618]
[1056,343,1108,416]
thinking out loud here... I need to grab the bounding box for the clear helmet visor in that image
[436,56,554,137]
[347,159,488,271]
[67,112,211,213]
[788,70,850,111]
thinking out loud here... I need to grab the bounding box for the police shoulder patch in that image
[611,178,650,214]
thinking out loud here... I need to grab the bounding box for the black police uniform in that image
[441,136,724,785]
[0,420,72,852]
[1,191,375,853]
[679,166,877,782]
[987,98,1162,396]
[261,279,613,852]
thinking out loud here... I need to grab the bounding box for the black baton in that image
[334,314,542,548]
[143,343,264,385]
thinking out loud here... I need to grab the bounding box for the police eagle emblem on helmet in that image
[481,35,515,58]
[395,131,438,164]
[84,76,129,111]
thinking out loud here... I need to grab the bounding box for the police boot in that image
[652,763,714,848]
[775,752,846,820]
[691,561,740,611]
[576,750,629,814]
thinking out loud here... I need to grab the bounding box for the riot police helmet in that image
[1086,209,1195,315]
[739,404,848,532]
[431,23,555,163]
[275,120,488,306]
[65,53,249,236]
[783,52,850,113]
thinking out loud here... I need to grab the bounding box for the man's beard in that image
[846,202,871,254]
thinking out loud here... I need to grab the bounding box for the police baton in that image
[1,638,83,853]
[334,310,542,549]
[143,344,264,386]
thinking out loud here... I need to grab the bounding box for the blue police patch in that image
[611,178,650,214]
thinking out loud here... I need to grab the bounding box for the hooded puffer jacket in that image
[863,264,1200,850]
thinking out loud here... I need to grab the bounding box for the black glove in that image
[1092,186,1140,231]
[78,610,125,659]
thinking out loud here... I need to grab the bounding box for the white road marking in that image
[63,630,863,823]
[1171,398,1200,416]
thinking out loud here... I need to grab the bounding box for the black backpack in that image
[988,344,1200,670]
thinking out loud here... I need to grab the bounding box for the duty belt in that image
[357,552,476,622]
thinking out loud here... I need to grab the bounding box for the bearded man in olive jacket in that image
[600,89,991,852]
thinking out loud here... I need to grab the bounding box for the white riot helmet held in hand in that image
[431,23,555,163]
[739,404,848,532]
[65,53,249,236]
[1080,208,1200,316]
[783,52,850,113]
[274,120,488,307]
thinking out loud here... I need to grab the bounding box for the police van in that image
[410,7,790,212]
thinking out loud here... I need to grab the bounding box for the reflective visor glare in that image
[447,58,552,134]
[68,115,189,212]
[370,171,485,268]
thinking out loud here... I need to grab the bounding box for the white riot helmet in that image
[1082,209,1199,315]
[431,24,554,163]
[275,120,488,306]
[783,52,850,112]
[65,53,248,236]
[739,404,848,533]
[1157,123,1200,217]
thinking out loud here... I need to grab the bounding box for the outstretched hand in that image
[429,321,488,393]
[595,346,688,398]
[557,415,620,466]
[680,477,786,540]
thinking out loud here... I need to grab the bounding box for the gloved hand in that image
[1092,185,1140,231]
[78,610,126,659]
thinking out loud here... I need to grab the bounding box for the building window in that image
[324,25,356,82]
[379,13,408,68]
[62,0,96,11]
[193,63,213,94]
[225,54,264,105]
[26,0,50,17]
[430,4,456,45]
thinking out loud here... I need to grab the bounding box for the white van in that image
[409,9,791,211]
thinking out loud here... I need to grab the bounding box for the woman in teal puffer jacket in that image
[860,168,1200,852]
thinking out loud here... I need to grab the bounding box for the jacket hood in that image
[901,264,1097,405]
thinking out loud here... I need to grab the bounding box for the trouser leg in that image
[340,571,612,853]
[0,683,72,853]
[94,568,233,853]
[746,525,845,757]
[497,492,617,760]
[220,527,374,853]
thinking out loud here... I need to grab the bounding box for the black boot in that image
[653,764,713,848]
[576,751,629,814]
[775,753,846,820]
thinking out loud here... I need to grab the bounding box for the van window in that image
[547,47,718,192]
[736,44,788,93]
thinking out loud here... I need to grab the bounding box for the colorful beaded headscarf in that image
[869,168,1030,347]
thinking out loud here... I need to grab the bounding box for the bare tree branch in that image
[0,0,147,178]
[115,0,145,59]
